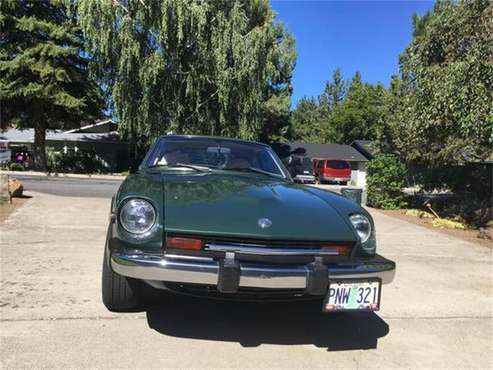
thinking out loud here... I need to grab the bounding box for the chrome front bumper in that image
[111,252,396,291]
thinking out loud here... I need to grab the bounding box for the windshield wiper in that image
[224,166,283,178]
[147,163,212,173]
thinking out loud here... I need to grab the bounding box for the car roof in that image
[157,135,269,148]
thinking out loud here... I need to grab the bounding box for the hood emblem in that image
[258,218,272,229]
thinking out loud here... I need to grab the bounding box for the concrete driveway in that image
[1,192,492,369]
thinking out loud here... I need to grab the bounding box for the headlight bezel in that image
[118,198,157,235]
[349,213,372,244]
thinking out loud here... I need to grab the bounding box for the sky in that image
[270,0,434,105]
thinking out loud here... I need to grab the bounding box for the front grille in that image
[164,234,355,264]
[203,235,350,247]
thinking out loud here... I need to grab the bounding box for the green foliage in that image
[46,148,108,174]
[328,80,388,144]
[383,0,493,166]
[78,0,295,149]
[8,162,25,171]
[413,163,492,227]
[0,0,105,169]
[367,154,407,210]
[289,97,328,143]
[319,67,346,114]
[45,146,61,172]
[290,69,388,144]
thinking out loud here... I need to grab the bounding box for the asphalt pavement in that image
[11,174,122,198]
[1,191,492,368]
[10,174,342,199]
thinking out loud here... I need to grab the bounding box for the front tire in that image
[102,248,141,312]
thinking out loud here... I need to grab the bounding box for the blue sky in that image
[270,0,434,105]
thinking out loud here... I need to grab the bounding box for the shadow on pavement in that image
[145,291,389,350]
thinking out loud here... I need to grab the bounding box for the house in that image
[0,120,130,171]
[271,142,369,187]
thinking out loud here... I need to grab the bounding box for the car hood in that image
[161,171,357,242]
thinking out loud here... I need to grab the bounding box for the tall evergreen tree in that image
[290,96,328,143]
[319,67,346,114]
[0,0,105,170]
[290,69,387,145]
[78,0,295,154]
[329,74,387,144]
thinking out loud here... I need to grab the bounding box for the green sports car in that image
[103,135,395,312]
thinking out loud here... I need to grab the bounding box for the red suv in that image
[313,159,351,184]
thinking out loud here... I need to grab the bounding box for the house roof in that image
[0,128,122,144]
[351,140,376,160]
[0,129,33,143]
[65,119,117,134]
[271,142,368,162]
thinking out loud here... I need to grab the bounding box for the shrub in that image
[0,161,11,170]
[46,147,108,174]
[367,154,407,210]
[408,163,492,227]
[46,147,63,172]
[9,162,25,171]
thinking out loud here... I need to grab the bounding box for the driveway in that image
[1,192,492,368]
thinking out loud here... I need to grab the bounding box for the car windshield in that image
[143,136,288,178]
[293,156,312,171]
[327,160,350,169]
[293,157,312,172]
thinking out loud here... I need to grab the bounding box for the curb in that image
[0,170,126,181]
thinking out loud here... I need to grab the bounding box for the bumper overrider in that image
[111,252,396,295]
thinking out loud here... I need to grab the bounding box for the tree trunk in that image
[33,126,47,171]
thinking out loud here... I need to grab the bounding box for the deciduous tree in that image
[385,0,493,166]
[77,0,295,154]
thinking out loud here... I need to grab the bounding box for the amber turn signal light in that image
[166,237,204,250]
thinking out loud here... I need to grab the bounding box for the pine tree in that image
[0,0,105,170]
[329,72,387,144]
[290,97,327,143]
[319,67,346,113]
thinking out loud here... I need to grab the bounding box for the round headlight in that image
[349,214,372,244]
[119,199,156,234]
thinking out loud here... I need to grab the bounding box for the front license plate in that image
[323,280,381,312]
